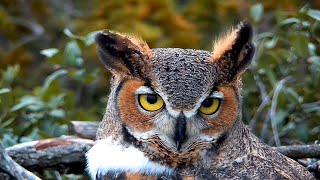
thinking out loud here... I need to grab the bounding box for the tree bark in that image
[69,121,99,140]
[273,144,320,159]
[0,141,41,180]
[6,137,94,175]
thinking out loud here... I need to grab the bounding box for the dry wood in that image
[69,121,100,140]
[0,141,41,180]
[5,137,94,175]
[273,144,320,159]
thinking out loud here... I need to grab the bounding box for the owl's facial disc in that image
[120,84,226,152]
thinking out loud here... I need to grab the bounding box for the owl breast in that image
[135,134,213,168]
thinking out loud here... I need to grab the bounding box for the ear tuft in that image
[211,21,253,61]
[211,28,238,61]
[210,21,255,82]
[124,34,152,57]
[95,30,152,76]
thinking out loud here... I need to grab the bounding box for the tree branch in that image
[6,137,94,174]
[69,121,99,140]
[0,141,41,180]
[273,144,320,159]
[269,76,292,146]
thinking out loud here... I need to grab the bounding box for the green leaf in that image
[275,110,288,127]
[308,56,320,64]
[64,41,83,67]
[264,37,278,49]
[288,33,309,58]
[294,123,309,142]
[10,96,43,112]
[85,31,99,46]
[0,117,15,128]
[302,101,320,113]
[63,29,84,40]
[0,88,10,95]
[280,18,301,26]
[49,94,65,108]
[69,68,99,84]
[40,48,59,58]
[27,104,46,111]
[250,3,264,23]
[303,106,320,113]
[1,65,20,86]
[2,134,18,147]
[265,69,277,86]
[285,87,302,103]
[308,43,317,56]
[40,69,68,96]
[49,109,65,118]
[307,9,320,22]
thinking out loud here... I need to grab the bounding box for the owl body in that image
[86,22,315,179]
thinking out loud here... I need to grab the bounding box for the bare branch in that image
[274,144,320,159]
[249,86,273,130]
[0,141,41,180]
[270,76,292,146]
[6,137,94,174]
[69,121,99,140]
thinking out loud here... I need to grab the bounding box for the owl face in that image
[87,21,254,177]
[115,48,242,154]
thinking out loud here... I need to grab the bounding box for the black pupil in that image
[202,98,213,108]
[146,95,158,104]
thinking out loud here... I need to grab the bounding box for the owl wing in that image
[184,153,315,180]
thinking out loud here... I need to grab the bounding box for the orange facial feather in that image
[118,79,155,133]
[211,28,238,62]
[203,86,239,135]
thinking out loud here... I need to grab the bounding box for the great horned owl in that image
[86,22,315,179]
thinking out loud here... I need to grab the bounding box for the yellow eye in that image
[199,98,221,115]
[138,94,164,111]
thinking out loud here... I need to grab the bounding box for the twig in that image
[270,76,292,146]
[249,87,273,129]
[260,109,271,142]
[273,144,320,159]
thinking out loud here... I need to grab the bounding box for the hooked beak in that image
[173,113,186,151]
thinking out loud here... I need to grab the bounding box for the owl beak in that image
[174,113,186,151]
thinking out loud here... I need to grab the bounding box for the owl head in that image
[86,21,254,178]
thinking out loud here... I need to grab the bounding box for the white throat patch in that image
[86,137,173,179]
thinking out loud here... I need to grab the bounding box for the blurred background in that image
[0,0,319,177]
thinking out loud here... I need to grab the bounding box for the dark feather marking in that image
[122,125,138,145]
[114,79,126,114]
[95,32,147,78]
[174,113,187,151]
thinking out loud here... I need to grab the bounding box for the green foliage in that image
[244,5,320,145]
[0,0,319,178]
[0,0,319,147]
[0,29,104,147]
[250,3,264,23]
